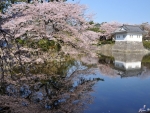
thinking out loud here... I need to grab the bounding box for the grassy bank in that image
[97,40,115,46]
[143,41,150,50]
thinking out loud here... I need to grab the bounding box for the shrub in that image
[38,39,61,52]
[16,38,26,45]
[16,38,61,52]
[49,40,55,47]
[88,27,101,33]
[38,39,51,51]
[89,21,94,25]
[97,40,115,46]
[55,43,61,51]
[30,41,38,49]
[143,41,150,49]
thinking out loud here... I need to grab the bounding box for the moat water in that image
[1,52,150,113]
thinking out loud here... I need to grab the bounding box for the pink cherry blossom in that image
[1,2,90,39]
[100,21,122,38]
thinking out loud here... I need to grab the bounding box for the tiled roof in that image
[113,25,144,34]
[123,25,144,33]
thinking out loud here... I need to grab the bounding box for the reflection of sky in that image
[84,70,150,113]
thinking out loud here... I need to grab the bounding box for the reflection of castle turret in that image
[115,60,141,70]
[113,52,146,78]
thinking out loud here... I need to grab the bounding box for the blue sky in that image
[67,0,150,24]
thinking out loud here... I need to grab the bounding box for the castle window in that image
[138,35,141,38]
[130,35,133,38]
[117,35,120,38]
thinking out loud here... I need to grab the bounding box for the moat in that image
[0,51,150,113]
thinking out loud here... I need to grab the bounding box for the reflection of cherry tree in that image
[44,69,99,113]
[98,64,118,77]
[139,64,150,79]
[0,60,101,113]
[98,56,118,77]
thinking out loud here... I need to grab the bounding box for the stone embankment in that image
[112,41,148,52]
[97,41,149,53]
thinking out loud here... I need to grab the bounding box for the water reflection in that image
[98,55,116,77]
[0,58,102,113]
[0,30,103,113]
[98,52,150,78]
[85,52,150,113]
[113,52,144,78]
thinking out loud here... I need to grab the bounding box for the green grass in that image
[87,27,105,33]
[97,40,115,46]
[143,41,150,49]
[16,38,61,52]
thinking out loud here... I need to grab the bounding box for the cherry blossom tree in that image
[99,21,122,39]
[1,2,89,39]
[0,0,71,13]
[141,23,150,40]
[0,1,92,86]
[0,1,94,61]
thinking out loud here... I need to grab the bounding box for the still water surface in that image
[84,52,150,113]
[1,52,150,113]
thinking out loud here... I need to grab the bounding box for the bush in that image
[49,40,55,46]
[38,39,61,52]
[88,27,101,33]
[30,41,38,49]
[97,40,115,46]
[89,21,94,25]
[16,38,26,45]
[143,41,150,49]
[15,38,61,52]
[55,43,61,51]
[38,39,51,51]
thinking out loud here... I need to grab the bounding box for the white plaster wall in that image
[115,33,142,42]
[115,33,127,41]
[115,61,141,70]
[126,33,142,42]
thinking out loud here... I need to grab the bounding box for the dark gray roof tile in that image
[113,25,145,34]
[123,25,144,33]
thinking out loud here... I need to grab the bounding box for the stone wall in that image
[112,41,147,51]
